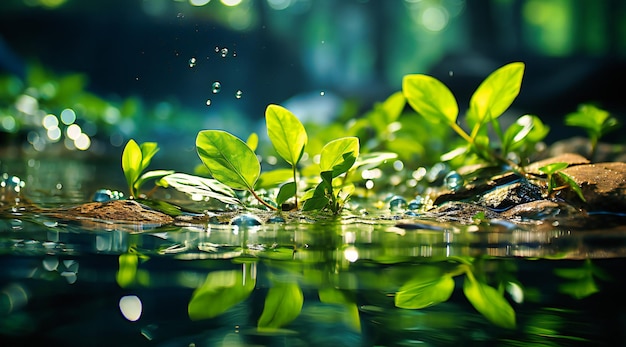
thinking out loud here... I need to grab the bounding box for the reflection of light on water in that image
[119,295,143,321]
[344,246,359,263]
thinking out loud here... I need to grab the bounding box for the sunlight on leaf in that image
[469,62,524,122]
[402,74,458,124]
[158,173,240,205]
[319,137,360,175]
[122,139,142,196]
[266,104,308,166]
[276,181,296,206]
[196,130,260,191]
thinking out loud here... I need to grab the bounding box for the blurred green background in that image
[0,0,624,172]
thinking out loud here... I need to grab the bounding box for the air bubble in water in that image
[220,47,229,58]
[212,81,221,94]
[235,90,243,99]
[188,57,197,68]
[444,171,463,191]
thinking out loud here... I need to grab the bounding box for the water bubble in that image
[389,196,408,212]
[92,189,124,202]
[214,46,220,53]
[212,81,221,94]
[220,47,229,58]
[449,70,454,77]
[444,171,464,191]
[177,13,184,19]
[320,91,325,96]
[232,51,237,57]
[408,196,424,210]
[188,57,197,68]
[235,90,243,99]
[230,213,262,227]
[205,99,212,106]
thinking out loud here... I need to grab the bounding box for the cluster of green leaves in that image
[565,103,620,158]
[395,258,517,329]
[195,104,361,214]
[121,139,173,198]
[402,62,549,171]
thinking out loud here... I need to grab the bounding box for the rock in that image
[559,162,626,212]
[477,180,543,210]
[62,200,174,224]
[524,153,589,175]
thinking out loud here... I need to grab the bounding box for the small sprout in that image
[565,104,620,159]
[121,139,173,198]
[538,162,586,202]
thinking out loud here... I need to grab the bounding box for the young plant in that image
[565,104,620,159]
[302,137,360,214]
[265,104,307,208]
[195,130,277,210]
[122,139,173,198]
[403,62,548,172]
[538,162,585,202]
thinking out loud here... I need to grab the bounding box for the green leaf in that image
[469,62,525,122]
[557,172,586,202]
[463,275,516,329]
[196,130,260,191]
[139,142,159,173]
[539,162,569,175]
[256,169,294,189]
[246,132,259,152]
[402,74,458,124]
[134,169,175,191]
[319,137,360,176]
[188,268,256,320]
[258,282,303,330]
[158,173,240,205]
[302,183,330,211]
[353,152,398,170]
[266,104,308,166]
[122,139,142,195]
[276,181,296,206]
[395,265,455,309]
[380,91,406,123]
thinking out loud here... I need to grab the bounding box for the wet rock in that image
[559,162,626,212]
[63,200,174,224]
[477,180,543,210]
[500,200,583,221]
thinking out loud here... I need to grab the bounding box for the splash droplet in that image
[235,90,243,99]
[214,46,220,53]
[188,57,197,68]
[220,47,229,58]
[206,99,212,106]
[320,91,325,96]
[212,81,221,94]
[449,70,454,77]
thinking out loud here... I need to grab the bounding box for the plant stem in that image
[249,189,278,211]
[292,165,299,208]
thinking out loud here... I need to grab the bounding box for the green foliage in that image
[266,104,308,207]
[554,259,611,299]
[302,137,360,213]
[403,62,547,171]
[394,261,517,329]
[121,139,173,198]
[258,281,304,330]
[188,268,256,320]
[395,265,455,309]
[565,104,620,158]
[538,162,586,202]
[463,272,516,329]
